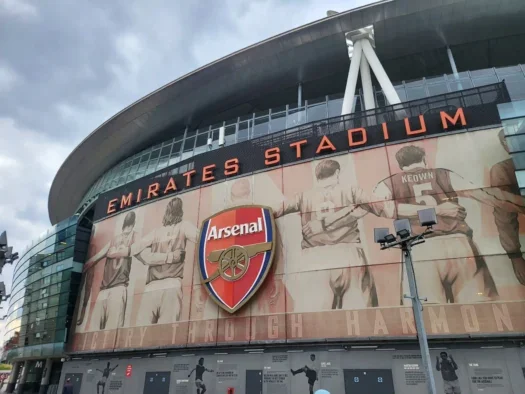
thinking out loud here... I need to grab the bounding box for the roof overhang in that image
[49,0,525,224]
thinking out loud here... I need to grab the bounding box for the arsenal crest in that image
[198,205,276,313]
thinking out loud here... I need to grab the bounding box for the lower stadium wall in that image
[59,346,525,394]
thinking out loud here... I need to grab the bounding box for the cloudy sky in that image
[0,0,372,332]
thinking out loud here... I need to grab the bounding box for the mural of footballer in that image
[490,129,525,286]
[96,362,118,394]
[77,211,138,330]
[372,144,525,304]
[436,352,461,394]
[274,158,429,311]
[291,354,319,394]
[131,197,198,325]
[188,357,214,394]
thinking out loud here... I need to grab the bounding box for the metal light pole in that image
[374,208,438,394]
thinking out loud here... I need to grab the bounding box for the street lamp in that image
[374,208,438,394]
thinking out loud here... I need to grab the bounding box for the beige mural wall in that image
[69,127,525,352]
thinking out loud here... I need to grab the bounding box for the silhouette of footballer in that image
[96,362,118,394]
[188,358,214,394]
[436,352,461,394]
[291,354,319,394]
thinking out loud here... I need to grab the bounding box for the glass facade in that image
[2,216,91,362]
[499,100,525,195]
[76,64,525,215]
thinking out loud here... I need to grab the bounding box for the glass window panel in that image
[375,91,387,108]
[186,130,196,138]
[140,153,150,163]
[307,96,326,105]
[149,149,160,160]
[506,135,525,152]
[171,141,182,157]
[470,68,496,77]
[448,79,473,92]
[269,111,286,133]
[427,83,449,96]
[472,75,498,87]
[183,137,195,151]
[253,116,269,138]
[306,103,327,123]
[286,107,305,128]
[405,78,425,87]
[168,154,181,166]
[157,156,169,170]
[160,145,172,157]
[511,152,525,170]
[516,170,525,189]
[237,121,251,142]
[146,162,158,174]
[353,96,363,113]
[425,75,446,84]
[194,133,209,156]
[224,124,236,146]
[502,118,525,136]
[496,65,523,76]
[393,86,407,103]
[131,157,140,165]
[406,86,427,101]
[209,128,220,150]
[502,73,525,101]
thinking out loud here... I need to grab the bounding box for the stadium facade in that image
[4,0,525,393]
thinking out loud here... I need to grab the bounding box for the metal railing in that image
[252,82,510,148]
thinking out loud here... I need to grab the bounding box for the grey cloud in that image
[0,0,369,278]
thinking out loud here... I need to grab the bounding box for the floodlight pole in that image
[381,231,437,394]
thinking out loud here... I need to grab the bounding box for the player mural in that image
[131,197,198,325]
[490,129,525,286]
[96,362,118,394]
[69,126,525,351]
[188,358,214,394]
[290,353,319,394]
[76,211,139,331]
[436,352,461,394]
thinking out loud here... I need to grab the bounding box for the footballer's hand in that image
[302,220,324,238]
[436,202,466,219]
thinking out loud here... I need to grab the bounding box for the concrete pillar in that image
[360,38,402,106]
[359,55,375,110]
[5,362,21,393]
[14,361,28,394]
[447,46,463,90]
[447,46,459,77]
[341,40,363,115]
[38,359,53,394]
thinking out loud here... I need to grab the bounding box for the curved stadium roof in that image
[49,0,525,224]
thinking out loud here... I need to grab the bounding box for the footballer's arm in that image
[83,242,111,271]
[450,171,525,213]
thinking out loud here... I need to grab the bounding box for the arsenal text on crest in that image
[206,217,263,240]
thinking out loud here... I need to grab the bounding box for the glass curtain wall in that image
[3,216,90,361]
